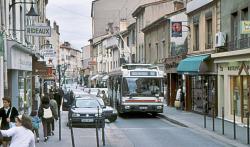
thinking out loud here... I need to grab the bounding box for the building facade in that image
[177,0,220,114]
[132,0,177,63]
[59,42,81,84]
[0,0,49,112]
[211,0,250,123]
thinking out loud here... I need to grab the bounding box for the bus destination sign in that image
[130,71,157,76]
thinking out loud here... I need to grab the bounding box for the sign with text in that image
[26,25,51,37]
[130,71,157,76]
[43,49,55,58]
[240,21,250,34]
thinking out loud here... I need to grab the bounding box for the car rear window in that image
[75,99,100,108]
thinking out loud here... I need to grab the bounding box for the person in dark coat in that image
[54,89,62,117]
[38,96,58,142]
[0,97,18,147]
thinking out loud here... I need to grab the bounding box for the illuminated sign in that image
[130,71,157,76]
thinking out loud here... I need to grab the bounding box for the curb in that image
[159,113,249,147]
[157,114,188,127]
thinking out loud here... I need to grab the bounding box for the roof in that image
[132,0,171,17]
[142,8,186,33]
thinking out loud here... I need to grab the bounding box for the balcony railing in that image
[226,37,250,51]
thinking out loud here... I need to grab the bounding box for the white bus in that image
[107,64,164,115]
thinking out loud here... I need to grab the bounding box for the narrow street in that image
[36,110,232,147]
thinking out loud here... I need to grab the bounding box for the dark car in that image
[68,97,104,128]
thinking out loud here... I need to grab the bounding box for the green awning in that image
[177,55,210,74]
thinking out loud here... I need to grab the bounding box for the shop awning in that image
[177,54,210,74]
[102,75,109,81]
[90,74,99,80]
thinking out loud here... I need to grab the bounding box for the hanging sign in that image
[26,25,51,37]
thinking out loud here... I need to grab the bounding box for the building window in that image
[240,8,249,49]
[162,40,166,59]
[121,39,124,49]
[155,43,159,63]
[132,30,135,44]
[231,12,238,42]
[127,36,129,47]
[205,11,212,49]
[193,15,200,51]
[148,43,151,63]
[193,23,199,51]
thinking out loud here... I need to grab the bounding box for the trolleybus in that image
[107,64,164,115]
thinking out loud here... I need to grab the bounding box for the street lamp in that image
[9,1,39,16]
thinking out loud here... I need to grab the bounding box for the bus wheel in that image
[151,113,158,117]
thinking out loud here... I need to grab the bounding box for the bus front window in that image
[122,78,162,97]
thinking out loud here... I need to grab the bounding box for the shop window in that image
[230,76,241,116]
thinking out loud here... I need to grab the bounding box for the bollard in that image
[222,107,224,135]
[247,112,249,144]
[234,109,236,140]
[212,106,215,131]
[70,118,75,147]
[59,109,61,141]
[204,110,206,128]
[96,107,100,147]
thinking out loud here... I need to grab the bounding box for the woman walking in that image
[0,114,35,147]
[0,97,19,147]
[38,96,57,142]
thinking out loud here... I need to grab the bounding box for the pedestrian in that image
[38,96,57,142]
[0,114,35,147]
[101,90,110,106]
[54,89,62,117]
[49,93,58,136]
[175,86,182,109]
[0,97,19,147]
[30,110,40,143]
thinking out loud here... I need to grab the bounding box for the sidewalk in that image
[160,106,250,147]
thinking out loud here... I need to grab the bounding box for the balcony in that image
[226,37,250,51]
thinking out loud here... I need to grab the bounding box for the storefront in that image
[214,59,250,123]
[177,54,217,114]
[7,40,33,113]
[164,55,185,107]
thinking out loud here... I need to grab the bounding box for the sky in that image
[46,0,93,50]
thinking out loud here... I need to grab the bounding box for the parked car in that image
[96,98,117,122]
[68,97,105,128]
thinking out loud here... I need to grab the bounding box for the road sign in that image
[26,25,51,37]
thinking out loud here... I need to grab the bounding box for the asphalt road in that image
[36,112,232,147]
[105,113,230,147]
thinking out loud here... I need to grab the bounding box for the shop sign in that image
[9,48,32,71]
[222,62,250,75]
[26,25,51,37]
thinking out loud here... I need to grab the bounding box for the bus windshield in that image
[122,77,163,97]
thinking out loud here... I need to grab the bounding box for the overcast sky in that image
[46,0,93,50]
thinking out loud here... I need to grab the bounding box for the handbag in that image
[8,107,16,128]
[174,100,180,108]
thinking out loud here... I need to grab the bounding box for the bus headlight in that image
[157,106,162,109]
[125,106,130,109]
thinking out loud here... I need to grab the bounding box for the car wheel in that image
[108,115,117,122]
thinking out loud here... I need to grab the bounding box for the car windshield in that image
[75,99,100,108]
[122,77,163,97]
